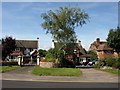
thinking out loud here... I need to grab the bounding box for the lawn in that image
[32,67,82,76]
[0,66,20,73]
[96,68,120,76]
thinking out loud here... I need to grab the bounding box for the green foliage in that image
[105,57,115,67]
[107,27,120,54]
[105,57,120,69]
[112,58,120,69]
[38,49,47,57]
[95,57,120,69]
[95,61,105,68]
[2,61,18,66]
[32,67,82,76]
[45,48,64,62]
[41,6,89,44]
[87,50,98,61]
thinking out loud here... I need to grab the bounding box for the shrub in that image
[95,61,105,68]
[45,48,64,63]
[112,58,120,69]
[45,52,55,62]
[105,57,115,67]
[1,61,18,66]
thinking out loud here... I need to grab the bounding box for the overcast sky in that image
[2,2,118,50]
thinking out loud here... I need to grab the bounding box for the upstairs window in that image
[16,48,20,51]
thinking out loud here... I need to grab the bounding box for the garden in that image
[95,57,120,75]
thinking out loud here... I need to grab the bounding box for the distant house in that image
[8,40,38,64]
[89,38,118,60]
[52,40,91,65]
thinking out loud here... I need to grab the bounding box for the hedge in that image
[0,61,18,66]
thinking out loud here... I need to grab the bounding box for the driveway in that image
[1,66,119,83]
[80,68,118,83]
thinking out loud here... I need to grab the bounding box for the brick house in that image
[8,40,38,64]
[89,38,118,60]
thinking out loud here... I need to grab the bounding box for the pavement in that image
[1,66,119,83]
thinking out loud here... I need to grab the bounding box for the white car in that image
[88,60,98,66]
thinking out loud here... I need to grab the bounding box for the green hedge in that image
[96,57,120,69]
[0,61,18,66]
[106,57,115,67]
[95,61,105,68]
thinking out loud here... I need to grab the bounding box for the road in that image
[2,80,119,88]
[2,66,118,83]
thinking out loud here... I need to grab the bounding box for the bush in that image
[60,58,75,68]
[1,61,18,66]
[105,57,115,67]
[45,52,55,62]
[95,61,105,68]
[45,48,64,63]
[112,58,120,69]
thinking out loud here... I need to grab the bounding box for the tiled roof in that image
[16,40,38,49]
[54,42,86,54]
[89,39,113,51]
[97,43,113,51]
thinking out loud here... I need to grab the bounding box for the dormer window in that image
[16,48,20,51]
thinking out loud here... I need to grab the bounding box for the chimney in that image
[52,40,55,48]
[96,38,100,44]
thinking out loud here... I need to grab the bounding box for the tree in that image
[45,48,64,62]
[88,50,98,61]
[107,27,120,57]
[41,7,89,44]
[2,37,16,60]
[38,49,47,57]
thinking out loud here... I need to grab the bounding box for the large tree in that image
[38,49,47,57]
[107,27,120,56]
[2,37,16,60]
[41,7,89,44]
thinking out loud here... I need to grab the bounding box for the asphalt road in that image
[2,80,119,88]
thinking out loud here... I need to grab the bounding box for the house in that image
[8,40,38,64]
[89,38,118,60]
[52,40,91,65]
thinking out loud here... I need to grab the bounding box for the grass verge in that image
[96,68,120,76]
[32,67,82,76]
[0,66,21,73]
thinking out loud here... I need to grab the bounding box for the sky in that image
[2,2,118,50]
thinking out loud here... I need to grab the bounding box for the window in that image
[16,48,20,51]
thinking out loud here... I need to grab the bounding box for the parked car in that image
[88,60,98,66]
[92,60,98,65]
